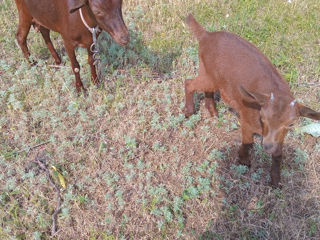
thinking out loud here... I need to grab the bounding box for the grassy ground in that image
[1,0,320,239]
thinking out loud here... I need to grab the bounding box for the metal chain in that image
[79,8,102,83]
[90,27,102,82]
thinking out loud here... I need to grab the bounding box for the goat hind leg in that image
[15,14,33,63]
[184,78,196,117]
[39,26,61,65]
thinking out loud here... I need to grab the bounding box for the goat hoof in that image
[269,181,281,189]
[83,89,88,98]
[238,158,251,168]
[208,109,218,118]
[30,60,38,66]
[184,108,195,118]
[76,88,88,98]
[55,59,62,65]
[94,80,101,87]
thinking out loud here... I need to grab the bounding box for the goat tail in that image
[186,14,206,41]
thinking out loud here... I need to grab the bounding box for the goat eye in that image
[287,123,295,128]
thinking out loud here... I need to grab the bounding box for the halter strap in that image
[79,8,101,34]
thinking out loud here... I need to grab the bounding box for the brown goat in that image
[184,14,320,187]
[14,0,129,93]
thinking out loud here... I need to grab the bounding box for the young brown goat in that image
[184,14,320,187]
[14,0,129,93]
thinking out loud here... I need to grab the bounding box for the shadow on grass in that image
[98,29,182,76]
[199,142,320,239]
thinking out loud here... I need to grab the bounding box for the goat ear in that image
[298,103,320,120]
[69,0,87,13]
[238,85,269,106]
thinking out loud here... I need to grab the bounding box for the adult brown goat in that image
[184,14,320,187]
[14,0,129,93]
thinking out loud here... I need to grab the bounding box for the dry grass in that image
[1,0,320,239]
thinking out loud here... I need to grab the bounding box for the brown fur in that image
[14,0,129,93]
[184,14,320,187]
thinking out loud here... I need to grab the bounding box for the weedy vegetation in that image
[1,0,320,239]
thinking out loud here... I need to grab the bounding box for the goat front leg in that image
[64,41,85,94]
[205,92,218,117]
[184,76,216,117]
[238,143,253,167]
[270,154,282,188]
[238,122,254,167]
